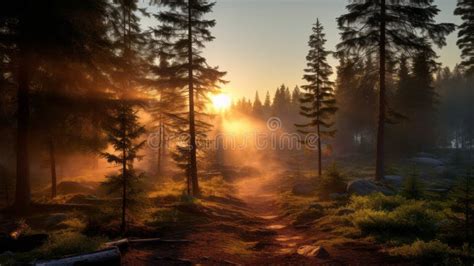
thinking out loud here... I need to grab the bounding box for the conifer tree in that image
[263,91,272,116]
[335,56,359,152]
[109,0,151,98]
[337,0,455,180]
[291,86,301,108]
[296,20,337,177]
[102,103,145,233]
[455,0,474,76]
[153,0,226,196]
[0,0,113,209]
[410,52,439,150]
[253,91,264,118]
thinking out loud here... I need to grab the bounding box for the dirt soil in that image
[122,176,403,265]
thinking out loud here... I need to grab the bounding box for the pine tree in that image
[253,91,264,118]
[263,91,272,116]
[101,103,145,233]
[337,0,455,180]
[108,0,151,98]
[291,86,301,108]
[153,0,226,196]
[335,56,359,152]
[296,19,337,177]
[0,0,113,210]
[410,52,439,151]
[455,0,474,76]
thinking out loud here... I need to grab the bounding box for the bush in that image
[402,168,425,200]
[350,196,445,242]
[293,203,325,225]
[318,163,346,199]
[348,193,407,211]
[4,231,106,263]
[37,231,104,259]
[389,240,454,264]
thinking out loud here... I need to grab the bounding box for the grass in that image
[0,231,106,264]
[388,240,456,264]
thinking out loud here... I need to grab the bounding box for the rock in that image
[434,165,447,174]
[383,175,404,190]
[292,183,314,196]
[346,179,392,196]
[415,152,437,159]
[297,245,330,258]
[410,157,444,167]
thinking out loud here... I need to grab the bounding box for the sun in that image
[211,93,232,110]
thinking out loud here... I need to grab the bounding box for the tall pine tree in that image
[455,0,474,76]
[153,0,226,196]
[296,19,337,177]
[102,103,145,233]
[337,0,455,180]
[0,0,113,210]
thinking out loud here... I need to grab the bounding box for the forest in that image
[0,0,473,265]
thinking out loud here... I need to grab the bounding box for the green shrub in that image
[318,163,346,199]
[348,193,407,211]
[350,199,444,241]
[402,168,425,200]
[293,203,325,225]
[38,231,104,259]
[7,231,106,263]
[389,240,453,264]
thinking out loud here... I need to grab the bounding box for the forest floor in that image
[122,174,400,265]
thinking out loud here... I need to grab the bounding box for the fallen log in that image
[35,247,120,266]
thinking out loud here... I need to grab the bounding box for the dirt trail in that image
[234,176,309,256]
[122,173,401,265]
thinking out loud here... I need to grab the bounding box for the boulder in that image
[346,179,392,196]
[292,183,314,196]
[297,245,330,258]
[433,165,447,174]
[383,175,404,190]
[410,157,444,167]
[415,152,437,159]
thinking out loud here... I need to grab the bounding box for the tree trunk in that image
[156,118,162,177]
[2,170,9,205]
[121,116,127,234]
[187,0,199,196]
[317,124,322,178]
[49,137,57,199]
[14,40,31,210]
[375,0,386,181]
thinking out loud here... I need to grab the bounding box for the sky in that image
[143,0,463,100]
